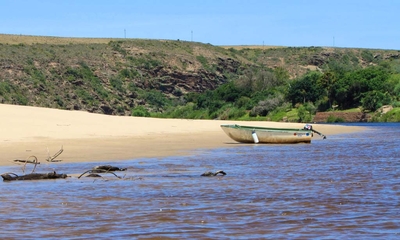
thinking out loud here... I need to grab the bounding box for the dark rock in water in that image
[92,165,127,172]
[201,170,226,177]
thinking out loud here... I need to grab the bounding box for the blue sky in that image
[1,0,399,50]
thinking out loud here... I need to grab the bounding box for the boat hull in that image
[221,124,312,144]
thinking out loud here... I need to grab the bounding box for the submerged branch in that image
[78,169,121,179]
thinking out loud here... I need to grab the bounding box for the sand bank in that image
[0,104,366,167]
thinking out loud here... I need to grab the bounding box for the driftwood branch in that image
[1,171,68,181]
[22,156,39,174]
[78,169,121,179]
[78,166,126,179]
[46,145,64,162]
[11,156,39,174]
[13,159,40,164]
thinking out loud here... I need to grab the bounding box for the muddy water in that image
[0,123,399,239]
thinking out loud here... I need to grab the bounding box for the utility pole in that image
[191,30,193,42]
[124,29,126,38]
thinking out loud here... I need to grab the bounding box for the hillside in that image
[1,34,399,116]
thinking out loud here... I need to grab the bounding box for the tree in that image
[333,66,390,109]
[361,90,391,111]
[317,71,336,108]
[273,67,290,85]
[286,72,324,106]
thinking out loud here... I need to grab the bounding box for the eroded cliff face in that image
[139,57,241,96]
[313,112,370,123]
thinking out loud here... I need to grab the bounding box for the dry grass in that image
[0,34,124,45]
[1,34,280,49]
[220,45,285,50]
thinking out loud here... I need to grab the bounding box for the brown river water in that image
[0,123,399,239]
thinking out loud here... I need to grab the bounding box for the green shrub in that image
[250,94,284,117]
[361,90,391,111]
[142,89,169,109]
[315,96,331,111]
[0,81,12,95]
[109,41,126,55]
[196,55,209,69]
[268,110,288,122]
[110,77,124,92]
[297,104,312,122]
[131,106,150,117]
[216,105,247,120]
[326,115,345,123]
[55,96,64,108]
[119,68,139,79]
[383,108,400,122]
[361,50,374,63]
[236,96,252,110]
[75,89,93,103]
[14,93,28,105]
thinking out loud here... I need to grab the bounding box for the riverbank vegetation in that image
[1,34,399,122]
[154,62,400,122]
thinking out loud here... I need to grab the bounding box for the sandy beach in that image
[0,104,366,167]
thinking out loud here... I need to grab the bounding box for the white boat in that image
[220,124,325,144]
